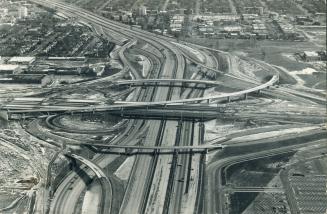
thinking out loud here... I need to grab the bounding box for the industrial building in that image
[300,51,327,62]
[0,64,20,74]
[8,56,35,65]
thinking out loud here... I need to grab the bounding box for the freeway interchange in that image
[1,1,326,214]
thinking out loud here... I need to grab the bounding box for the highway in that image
[83,143,223,150]
[2,74,278,114]
[29,1,191,214]
[50,153,112,214]
[5,100,325,126]
[2,0,281,117]
[186,42,326,105]
[113,78,222,88]
[68,154,110,179]
[11,0,325,214]
[28,1,182,212]
[5,2,220,214]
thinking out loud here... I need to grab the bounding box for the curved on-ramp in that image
[67,154,112,214]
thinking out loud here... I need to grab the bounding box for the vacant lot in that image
[301,0,326,14]
[232,0,262,14]
[203,0,232,14]
[263,0,304,15]
[224,154,292,187]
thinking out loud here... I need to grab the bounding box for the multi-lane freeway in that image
[27,1,195,214]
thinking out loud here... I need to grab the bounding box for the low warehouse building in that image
[301,51,321,61]
[8,56,35,65]
[0,64,20,75]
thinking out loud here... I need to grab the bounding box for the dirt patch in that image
[230,192,258,214]
[224,154,292,187]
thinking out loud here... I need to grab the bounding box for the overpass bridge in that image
[113,79,221,88]
[4,104,230,121]
[83,143,225,154]
[64,153,111,214]
[1,75,278,120]
[66,153,108,178]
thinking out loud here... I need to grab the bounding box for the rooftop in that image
[0,64,20,71]
[8,56,35,64]
[304,51,319,57]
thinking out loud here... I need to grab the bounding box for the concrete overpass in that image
[1,75,279,120]
[2,97,101,105]
[65,153,112,214]
[2,106,223,121]
[113,79,221,88]
[67,153,108,178]
[83,143,225,154]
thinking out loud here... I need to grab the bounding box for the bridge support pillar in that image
[257,90,261,95]
[120,107,124,117]
[124,148,131,155]
[244,93,248,100]
[61,142,67,150]
[68,158,77,170]
[227,96,231,103]
[199,122,205,145]
[153,149,159,155]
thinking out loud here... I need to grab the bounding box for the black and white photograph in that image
[0,0,326,213]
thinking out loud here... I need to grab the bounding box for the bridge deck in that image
[83,143,224,150]
[114,79,221,86]
[2,75,278,115]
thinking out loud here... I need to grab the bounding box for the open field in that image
[301,0,327,14]
[224,154,293,187]
[262,0,304,15]
[203,0,232,14]
[232,0,263,14]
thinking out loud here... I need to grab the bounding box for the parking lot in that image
[289,175,327,214]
